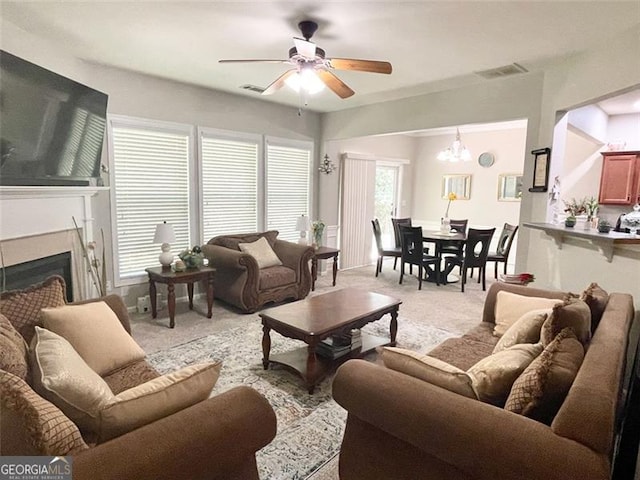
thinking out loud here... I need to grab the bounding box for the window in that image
[199,130,260,240]
[266,139,312,242]
[109,117,192,284]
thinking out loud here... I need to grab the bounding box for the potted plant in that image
[564,215,576,228]
[597,219,612,233]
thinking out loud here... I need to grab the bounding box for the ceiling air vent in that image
[474,63,528,80]
[240,84,265,94]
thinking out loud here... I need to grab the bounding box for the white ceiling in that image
[2,1,640,114]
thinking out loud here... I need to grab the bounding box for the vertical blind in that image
[201,135,259,240]
[112,125,190,279]
[266,143,311,242]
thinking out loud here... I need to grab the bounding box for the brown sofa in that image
[203,230,314,312]
[333,282,638,480]
[1,280,277,480]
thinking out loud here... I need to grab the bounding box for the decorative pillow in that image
[467,343,543,406]
[41,301,146,376]
[381,347,477,399]
[0,275,66,344]
[505,328,584,425]
[540,298,591,347]
[215,231,279,251]
[238,236,283,269]
[0,313,30,380]
[31,327,221,442]
[493,310,550,354]
[0,370,89,456]
[493,291,562,337]
[580,283,609,333]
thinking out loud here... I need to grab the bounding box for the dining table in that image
[422,229,467,283]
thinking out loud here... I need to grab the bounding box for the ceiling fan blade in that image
[262,69,297,96]
[327,58,393,74]
[219,59,290,64]
[293,37,317,59]
[316,70,355,99]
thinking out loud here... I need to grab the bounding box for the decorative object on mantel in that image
[72,216,106,297]
[437,128,471,162]
[585,197,599,229]
[564,215,576,228]
[529,147,551,192]
[318,154,337,175]
[311,220,326,248]
[178,245,204,269]
[441,192,457,233]
[296,214,311,244]
[621,203,640,236]
[597,219,612,234]
[153,221,176,269]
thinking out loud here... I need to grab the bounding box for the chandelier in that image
[318,154,336,174]
[437,128,471,162]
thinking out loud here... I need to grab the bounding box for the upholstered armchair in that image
[202,230,314,313]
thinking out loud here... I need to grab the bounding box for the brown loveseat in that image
[203,230,314,312]
[333,282,638,480]
[0,277,277,480]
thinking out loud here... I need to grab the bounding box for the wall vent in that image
[474,63,528,80]
[240,84,266,94]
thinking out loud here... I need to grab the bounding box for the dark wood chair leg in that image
[495,261,498,279]
[393,257,398,270]
[375,257,380,277]
[418,265,423,290]
[503,261,508,274]
[461,266,466,292]
[435,262,440,286]
[482,266,487,291]
[399,261,404,284]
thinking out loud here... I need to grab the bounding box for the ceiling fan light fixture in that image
[438,128,472,162]
[285,68,325,95]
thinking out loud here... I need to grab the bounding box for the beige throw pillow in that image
[41,301,145,376]
[505,328,584,425]
[493,310,550,353]
[494,291,562,337]
[540,298,591,347]
[467,343,543,406]
[31,327,221,442]
[381,347,477,399]
[580,283,609,333]
[238,236,283,269]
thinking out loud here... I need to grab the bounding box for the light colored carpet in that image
[131,261,494,479]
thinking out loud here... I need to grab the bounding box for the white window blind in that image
[266,141,311,242]
[111,122,191,281]
[200,134,259,240]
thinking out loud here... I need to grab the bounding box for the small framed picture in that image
[529,147,551,192]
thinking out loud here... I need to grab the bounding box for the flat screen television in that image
[0,50,109,186]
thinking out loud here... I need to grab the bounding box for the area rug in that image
[147,315,456,480]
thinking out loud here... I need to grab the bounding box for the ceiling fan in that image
[219,20,392,99]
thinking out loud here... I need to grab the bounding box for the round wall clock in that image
[478,152,495,168]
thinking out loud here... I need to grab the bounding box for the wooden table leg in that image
[390,307,398,345]
[262,323,271,369]
[187,282,194,310]
[306,343,319,394]
[167,283,176,329]
[332,253,338,286]
[206,275,214,319]
[311,256,318,291]
[149,278,157,318]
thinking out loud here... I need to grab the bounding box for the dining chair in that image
[391,217,412,269]
[398,225,440,289]
[486,223,519,279]
[437,218,468,259]
[371,219,402,277]
[443,228,495,292]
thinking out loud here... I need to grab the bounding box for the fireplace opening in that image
[2,251,73,302]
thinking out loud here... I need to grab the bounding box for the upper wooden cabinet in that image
[599,151,640,205]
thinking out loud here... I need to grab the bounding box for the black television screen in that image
[0,50,108,186]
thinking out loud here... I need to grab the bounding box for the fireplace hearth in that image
[2,251,73,302]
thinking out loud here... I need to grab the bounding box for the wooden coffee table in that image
[259,288,401,393]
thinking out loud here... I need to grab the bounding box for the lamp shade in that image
[296,215,311,231]
[153,222,176,244]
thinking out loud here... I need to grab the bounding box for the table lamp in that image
[296,215,311,244]
[153,221,176,269]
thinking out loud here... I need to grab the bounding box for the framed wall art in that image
[529,147,551,192]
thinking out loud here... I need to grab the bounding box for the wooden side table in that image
[311,247,340,291]
[145,266,216,328]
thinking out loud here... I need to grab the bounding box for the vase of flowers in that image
[441,192,457,233]
[179,245,204,269]
[311,220,326,248]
